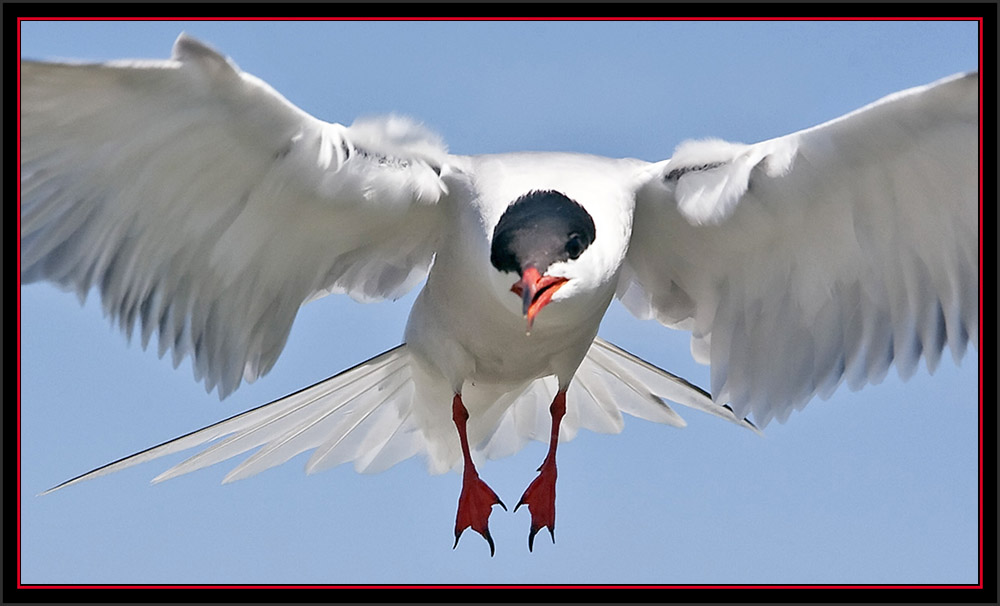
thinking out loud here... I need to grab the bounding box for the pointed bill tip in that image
[512,267,568,335]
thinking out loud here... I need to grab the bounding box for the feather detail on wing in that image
[42,338,757,494]
[20,34,451,397]
[623,72,978,427]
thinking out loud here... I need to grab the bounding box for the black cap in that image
[490,190,596,276]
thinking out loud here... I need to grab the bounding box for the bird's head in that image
[490,190,598,334]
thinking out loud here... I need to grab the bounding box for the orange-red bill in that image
[511,266,568,334]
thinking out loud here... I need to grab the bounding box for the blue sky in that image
[18,19,980,586]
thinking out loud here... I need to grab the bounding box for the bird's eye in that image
[565,233,584,259]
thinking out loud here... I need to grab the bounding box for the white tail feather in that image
[41,338,759,495]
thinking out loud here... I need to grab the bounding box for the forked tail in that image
[42,338,758,494]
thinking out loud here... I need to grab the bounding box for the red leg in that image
[515,390,567,551]
[452,394,506,556]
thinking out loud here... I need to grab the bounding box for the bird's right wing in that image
[21,34,453,397]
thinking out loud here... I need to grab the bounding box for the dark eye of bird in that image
[566,233,584,259]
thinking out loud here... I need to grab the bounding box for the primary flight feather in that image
[20,34,978,554]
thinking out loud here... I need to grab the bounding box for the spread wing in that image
[621,72,979,427]
[20,34,452,397]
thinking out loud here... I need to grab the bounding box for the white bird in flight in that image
[20,34,978,554]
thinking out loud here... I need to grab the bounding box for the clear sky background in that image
[18,19,980,586]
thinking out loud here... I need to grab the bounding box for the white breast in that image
[403,152,647,390]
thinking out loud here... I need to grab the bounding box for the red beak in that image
[511,266,568,334]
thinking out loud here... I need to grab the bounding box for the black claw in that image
[526,524,555,552]
[453,526,497,556]
[497,497,508,512]
[484,529,496,557]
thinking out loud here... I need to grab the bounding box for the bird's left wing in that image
[620,72,979,427]
[20,34,452,397]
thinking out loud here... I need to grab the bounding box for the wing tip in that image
[171,32,239,78]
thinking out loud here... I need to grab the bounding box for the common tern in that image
[20,34,978,555]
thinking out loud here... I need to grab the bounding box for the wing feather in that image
[20,34,451,397]
[624,72,978,426]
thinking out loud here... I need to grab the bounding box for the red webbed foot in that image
[515,390,566,551]
[454,469,507,556]
[452,394,506,556]
[515,458,558,551]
